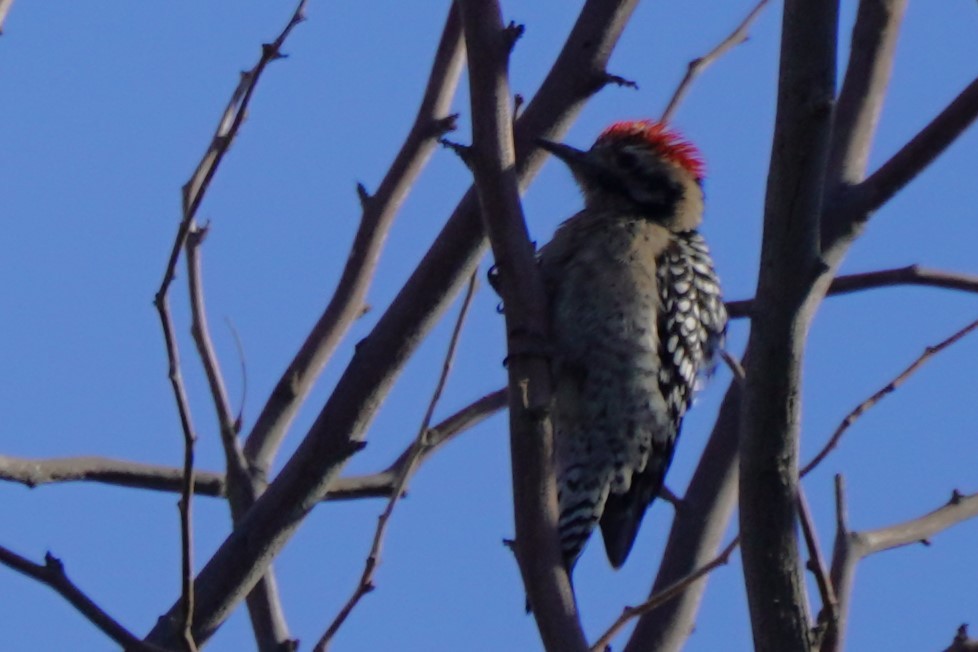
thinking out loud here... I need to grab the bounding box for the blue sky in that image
[2,2,977,650]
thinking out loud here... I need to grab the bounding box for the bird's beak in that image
[536,138,601,180]
[536,138,587,166]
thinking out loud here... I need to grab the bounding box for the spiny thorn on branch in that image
[187,223,210,246]
[342,441,368,460]
[261,43,287,61]
[513,94,525,119]
[44,551,64,574]
[439,138,473,168]
[603,72,639,90]
[356,182,372,210]
[427,113,460,140]
[947,624,978,652]
[503,21,525,53]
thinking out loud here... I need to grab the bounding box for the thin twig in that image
[801,316,978,477]
[660,0,770,123]
[0,546,170,652]
[313,273,479,652]
[847,74,978,219]
[0,389,507,501]
[242,4,465,474]
[186,225,293,649]
[151,5,308,649]
[720,349,746,382]
[796,487,837,635]
[156,0,307,307]
[178,403,197,652]
[725,264,978,319]
[186,224,248,477]
[590,537,740,652]
[860,489,978,554]
[224,317,249,432]
[826,479,978,652]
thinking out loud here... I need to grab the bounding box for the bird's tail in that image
[557,478,611,569]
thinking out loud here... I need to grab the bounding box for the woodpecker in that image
[536,120,726,570]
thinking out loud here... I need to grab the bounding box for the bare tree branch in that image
[725,265,978,319]
[860,490,978,554]
[144,3,639,646]
[156,0,307,309]
[185,225,248,480]
[824,265,978,296]
[660,0,771,124]
[797,488,837,641]
[823,474,852,652]
[831,75,978,249]
[802,316,978,477]
[0,546,170,652]
[242,4,465,476]
[826,477,978,652]
[594,538,739,652]
[0,0,13,34]
[458,2,587,649]
[147,5,308,648]
[739,3,838,651]
[0,390,507,502]
[177,422,197,652]
[825,0,907,190]
[186,226,294,650]
[314,272,479,652]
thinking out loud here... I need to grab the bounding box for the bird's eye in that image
[616,150,639,170]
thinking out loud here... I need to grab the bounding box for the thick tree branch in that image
[458,2,586,650]
[242,4,465,476]
[144,3,638,646]
[660,0,770,124]
[825,0,907,190]
[0,546,169,652]
[739,3,838,651]
[313,273,478,652]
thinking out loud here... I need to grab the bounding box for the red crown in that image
[596,120,705,181]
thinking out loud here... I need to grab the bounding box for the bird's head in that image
[538,120,705,231]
